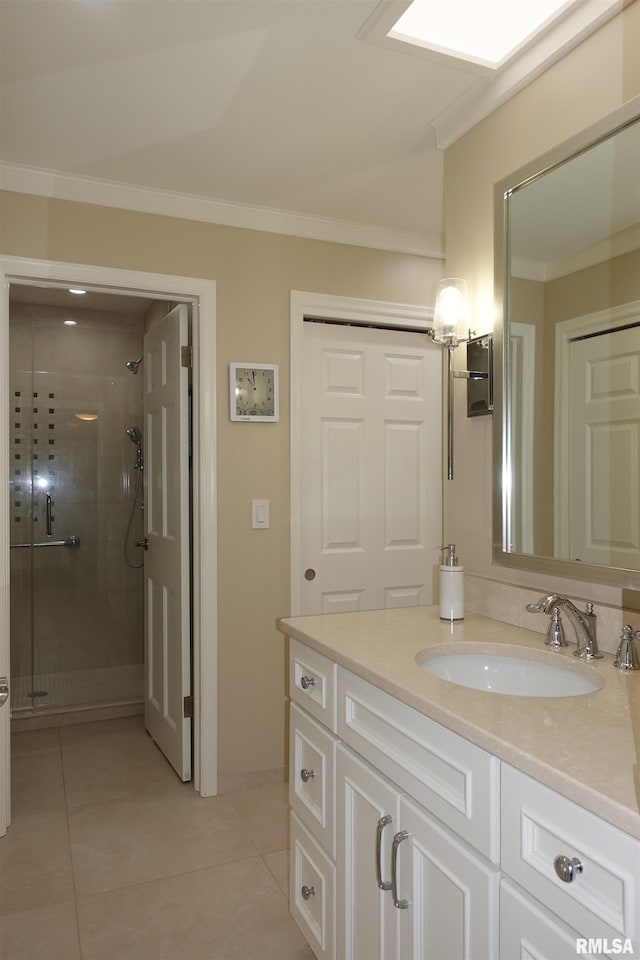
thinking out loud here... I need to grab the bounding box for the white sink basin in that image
[416,645,603,697]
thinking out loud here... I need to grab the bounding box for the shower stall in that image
[9,294,146,717]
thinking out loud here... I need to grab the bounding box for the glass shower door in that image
[9,301,145,716]
[9,316,36,714]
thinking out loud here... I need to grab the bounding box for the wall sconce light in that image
[429,278,492,480]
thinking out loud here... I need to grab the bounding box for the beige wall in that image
[0,191,443,778]
[443,0,639,608]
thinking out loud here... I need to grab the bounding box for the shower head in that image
[125,426,142,445]
[125,356,143,375]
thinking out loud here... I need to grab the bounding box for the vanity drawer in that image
[290,701,338,857]
[500,879,593,959]
[290,639,337,732]
[501,764,640,950]
[337,667,500,862]
[290,811,336,960]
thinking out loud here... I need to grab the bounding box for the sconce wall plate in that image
[464,334,493,417]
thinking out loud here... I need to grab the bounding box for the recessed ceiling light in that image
[388,0,580,68]
[68,287,86,295]
[63,319,77,326]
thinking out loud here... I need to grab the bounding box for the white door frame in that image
[554,299,640,557]
[0,256,218,814]
[290,290,433,616]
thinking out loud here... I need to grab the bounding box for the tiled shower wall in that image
[9,302,145,690]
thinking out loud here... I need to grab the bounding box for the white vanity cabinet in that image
[500,764,640,959]
[335,670,500,960]
[288,639,500,959]
[336,743,401,960]
[289,640,339,960]
[336,741,500,960]
[287,638,640,960]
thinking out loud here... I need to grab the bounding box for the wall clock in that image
[229,362,279,422]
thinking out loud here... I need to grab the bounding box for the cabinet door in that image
[500,879,608,959]
[336,743,401,960]
[397,797,500,960]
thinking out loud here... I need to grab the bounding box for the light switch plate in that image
[251,499,270,529]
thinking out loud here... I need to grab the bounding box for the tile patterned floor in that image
[1,716,313,960]
[11,666,144,714]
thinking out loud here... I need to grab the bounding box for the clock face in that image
[230,364,279,421]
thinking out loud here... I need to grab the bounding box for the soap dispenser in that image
[439,544,464,621]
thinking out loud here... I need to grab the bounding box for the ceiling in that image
[0,0,626,258]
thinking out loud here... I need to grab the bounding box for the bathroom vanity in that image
[278,606,640,959]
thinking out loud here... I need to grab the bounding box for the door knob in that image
[304,568,316,581]
[136,538,150,551]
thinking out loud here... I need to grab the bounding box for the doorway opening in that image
[9,284,165,719]
[0,257,218,827]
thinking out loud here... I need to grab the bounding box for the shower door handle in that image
[46,493,53,536]
[0,678,8,708]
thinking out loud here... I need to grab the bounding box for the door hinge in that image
[181,345,192,368]
[183,694,194,718]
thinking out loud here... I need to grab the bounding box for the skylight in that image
[388,0,581,69]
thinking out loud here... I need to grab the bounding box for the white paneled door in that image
[301,322,441,615]
[143,304,192,781]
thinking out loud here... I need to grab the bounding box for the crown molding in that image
[0,162,443,260]
[360,0,625,150]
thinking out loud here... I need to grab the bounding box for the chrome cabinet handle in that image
[300,768,315,783]
[45,493,53,536]
[301,885,315,900]
[376,815,393,891]
[0,678,8,708]
[391,830,410,909]
[554,855,583,883]
[300,675,315,690]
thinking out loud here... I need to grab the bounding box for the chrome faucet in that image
[526,595,602,660]
[613,625,640,671]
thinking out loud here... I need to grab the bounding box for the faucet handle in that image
[545,607,568,648]
[526,603,545,613]
[613,625,640,671]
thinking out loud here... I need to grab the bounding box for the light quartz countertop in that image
[278,605,640,839]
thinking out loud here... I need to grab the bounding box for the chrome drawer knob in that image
[300,675,315,690]
[301,884,316,900]
[300,768,315,783]
[554,855,583,883]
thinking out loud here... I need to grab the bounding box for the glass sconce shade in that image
[433,278,469,347]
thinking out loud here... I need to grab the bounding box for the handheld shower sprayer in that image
[124,425,144,569]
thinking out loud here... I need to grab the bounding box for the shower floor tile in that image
[11,664,143,713]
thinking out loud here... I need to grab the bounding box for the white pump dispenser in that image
[439,544,464,621]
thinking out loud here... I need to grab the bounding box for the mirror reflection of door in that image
[565,322,640,569]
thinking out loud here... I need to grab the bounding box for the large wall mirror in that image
[493,97,640,590]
